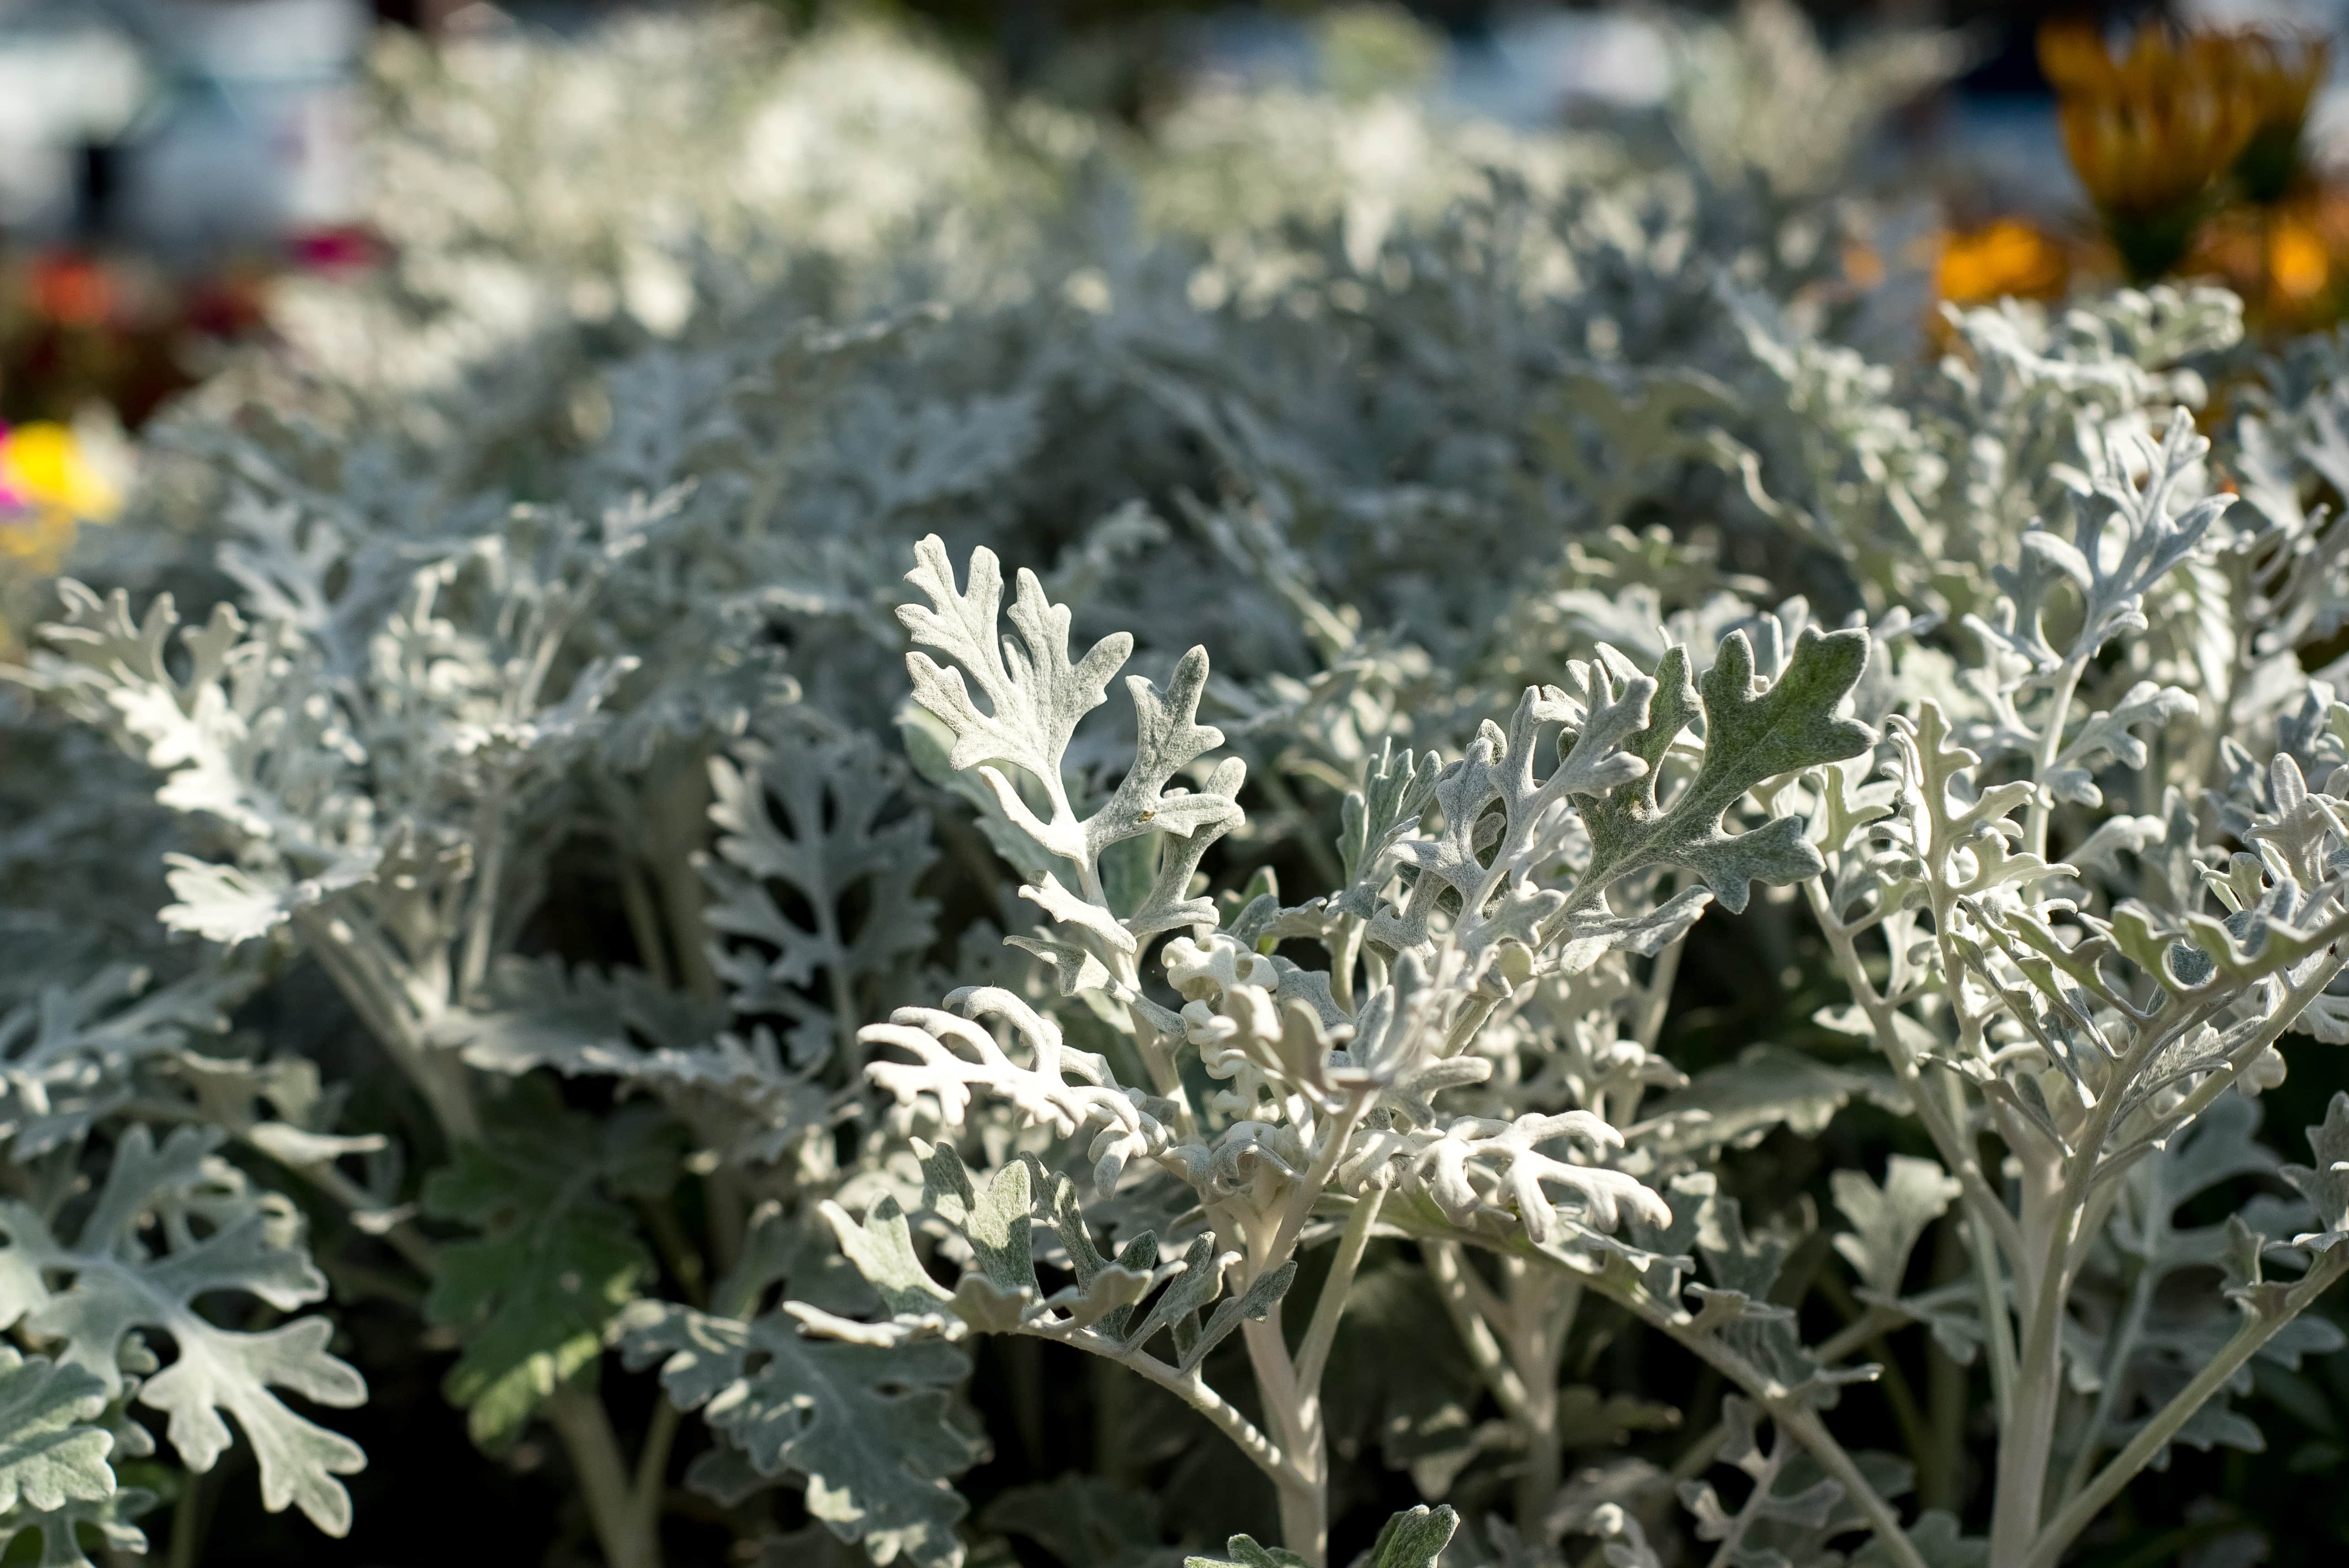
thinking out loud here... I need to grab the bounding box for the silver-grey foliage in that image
[6,6,2349,1568]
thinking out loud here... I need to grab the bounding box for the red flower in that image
[27,252,114,326]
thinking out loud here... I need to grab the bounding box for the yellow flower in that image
[1935,218,2069,306]
[2,422,120,522]
[0,422,121,579]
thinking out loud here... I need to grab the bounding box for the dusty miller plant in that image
[815,392,2349,1566]
[11,6,2349,1568]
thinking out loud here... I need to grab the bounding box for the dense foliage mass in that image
[13,6,2349,1567]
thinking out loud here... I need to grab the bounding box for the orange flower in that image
[1936,218,2070,306]
[2036,19,2130,95]
[2040,19,2334,280]
[2212,28,2329,203]
[2269,214,2330,300]
[2040,20,2258,279]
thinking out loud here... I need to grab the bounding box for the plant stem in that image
[1266,1090,1371,1270]
[1242,1304,1326,1568]
[1329,914,1363,1016]
[294,910,483,1143]
[2023,1248,2349,1568]
[284,1153,438,1274]
[1987,992,2195,1568]
[1296,1186,1385,1392]
[1816,1306,1907,1366]
[1670,1419,1728,1482]
[1023,1320,1310,1493]
[458,775,511,1004]
[2025,654,2087,861]
[1943,1073,2019,1430]
[2053,1253,2155,1508]
[1769,1401,1927,1568]
[1424,1240,1534,1424]
[165,1464,208,1568]
[1518,1238,1931,1568]
[1807,882,2022,1422]
[1002,1332,1049,1471]
[1989,1181,2084,1562]
[1705,1439,1787,1568]
[1092,1352,1135,1485]
[546,1383,664,1568]
[1663,1306,1903,1493]
[630,1400,682,1545]
[1230,1105,1382,1568]
[1634,929,1686,1052]
[1505,1260,1576,1528]
[818,900,865,1078]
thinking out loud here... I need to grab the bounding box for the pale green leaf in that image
[1583,626,1874,913]
[981,1474,1170,1568]
[621,1301,983,1568]
[0,1349,113,1515]
[1832,1155,1959,1299]
[0,1126,364,1536]
[1361,1504,1461,1568]
[420,1089,680,1449]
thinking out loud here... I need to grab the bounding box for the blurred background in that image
[13,3,2349,1566]
[0,0,2344,432]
